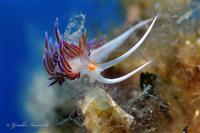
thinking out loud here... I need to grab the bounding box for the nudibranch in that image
[43,15,158,85]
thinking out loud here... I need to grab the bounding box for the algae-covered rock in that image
[78,88,133,133]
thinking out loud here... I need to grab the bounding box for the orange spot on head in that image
[88,62,97,71]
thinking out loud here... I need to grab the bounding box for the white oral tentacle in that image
[93,60,153,84]
[98,15,158,72]
[90,16,156,63]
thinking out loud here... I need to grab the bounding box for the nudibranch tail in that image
[98,15,158,72]
[93,60,153,84]
[90,15,158,63]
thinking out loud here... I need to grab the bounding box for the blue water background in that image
[0,1,125,132]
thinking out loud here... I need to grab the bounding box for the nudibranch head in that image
[43,15,158,85]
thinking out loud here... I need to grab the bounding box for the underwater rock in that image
[140,72,156,98]
[78,88,133,133]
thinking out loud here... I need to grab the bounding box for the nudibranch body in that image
[43,15,158,85]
